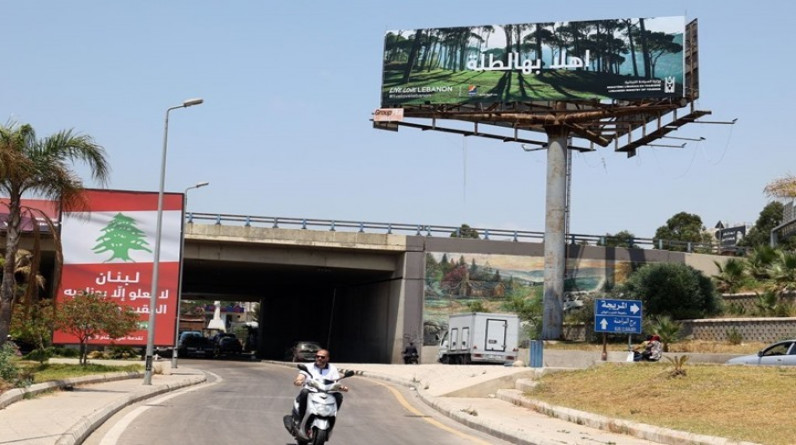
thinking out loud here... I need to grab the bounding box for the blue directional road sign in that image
[594,298,643,334]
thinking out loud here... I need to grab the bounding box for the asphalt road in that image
[83,359,513,445]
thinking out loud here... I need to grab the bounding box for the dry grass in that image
[544,339,769,354]
[526,361,796,445]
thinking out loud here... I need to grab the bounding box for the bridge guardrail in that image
[185,212,741,255]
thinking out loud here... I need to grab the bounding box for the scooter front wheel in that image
[311,427,328,445]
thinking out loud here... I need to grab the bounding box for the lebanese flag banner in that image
[53,189,184,347]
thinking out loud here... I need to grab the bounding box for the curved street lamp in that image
[144,98,204,385]
[171,181,209,369]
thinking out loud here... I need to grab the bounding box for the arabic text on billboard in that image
[381,16,685,107]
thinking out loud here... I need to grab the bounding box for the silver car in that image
[725,339,796,366]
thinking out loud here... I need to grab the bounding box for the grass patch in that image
[543,339,768,354]
[20,362,143,383]
[526,363,796,444]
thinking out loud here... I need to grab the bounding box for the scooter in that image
[402,351,419,364]
[283,364,354,445]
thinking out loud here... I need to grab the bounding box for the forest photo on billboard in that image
[381,16,685,106]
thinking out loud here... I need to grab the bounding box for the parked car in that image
[214,334,243,358]
[153,345,174,358]
[285,340,322,362]
[179,330,204,345]
[178,335,215,358]
[154,330,204,358]
[725,339,796,366]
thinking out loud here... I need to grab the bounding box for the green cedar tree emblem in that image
[92,212,153,262]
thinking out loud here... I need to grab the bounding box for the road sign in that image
[594,298,643,334]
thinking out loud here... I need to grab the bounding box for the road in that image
[84,359,513,445]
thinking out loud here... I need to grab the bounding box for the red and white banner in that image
[53,189,183,346]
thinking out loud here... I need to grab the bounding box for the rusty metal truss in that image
[374,98,711,158]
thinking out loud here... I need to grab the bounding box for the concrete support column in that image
[397,249,426,362]
[542,126,569,340]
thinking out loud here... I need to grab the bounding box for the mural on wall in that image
[423,251,634,344]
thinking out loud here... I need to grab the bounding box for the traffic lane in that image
[84,360,273,445]
[84,360,512,445]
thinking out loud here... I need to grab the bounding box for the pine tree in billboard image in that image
[91,213,153,262]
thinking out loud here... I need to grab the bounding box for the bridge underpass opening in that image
[182,258,402,363]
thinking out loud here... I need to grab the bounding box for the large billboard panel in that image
[381,16,685,107]
[53,189,183,347]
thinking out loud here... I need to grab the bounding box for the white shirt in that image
[305,362,340,381]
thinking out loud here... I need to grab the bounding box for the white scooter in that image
[283,364,354,445]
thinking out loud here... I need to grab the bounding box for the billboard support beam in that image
[542,125,569,340]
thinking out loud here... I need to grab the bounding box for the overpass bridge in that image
[7,211,726,363]
[177,213,724,363]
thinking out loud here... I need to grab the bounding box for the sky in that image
[2,1,792,239]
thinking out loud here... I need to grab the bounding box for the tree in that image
[764,174,796,199]
[501,287,543,339]
[739,201,784,249]
[450,224,480,239]
[53,292,139,365]
[0,122,109,347]
[620,262,719,320]
[598,230,637,248]
[10,299,54,362]
[653,211,713,252]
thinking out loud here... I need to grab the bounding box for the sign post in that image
[594,299,643,361]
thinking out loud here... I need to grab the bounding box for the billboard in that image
[0,197,60,232]
[53,189,183,347]
[381,16,685,107]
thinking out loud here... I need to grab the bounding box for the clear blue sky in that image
[3,1,790,238]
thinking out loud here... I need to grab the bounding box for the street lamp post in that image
[171,181,209,369]
[144,98,204,385]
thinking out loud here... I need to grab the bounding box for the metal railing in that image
[185,212,739,255]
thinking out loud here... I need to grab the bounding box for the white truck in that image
[437,312,520,364]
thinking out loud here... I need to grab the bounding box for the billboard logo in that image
[92,213,152,262]
[373,108,404,122]
[468,85,478,96]
[664,76,675,93]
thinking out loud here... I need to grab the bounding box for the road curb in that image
[0,371,144,410]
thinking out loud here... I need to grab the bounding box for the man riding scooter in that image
[402,342,419,364]
[292,349,348,421]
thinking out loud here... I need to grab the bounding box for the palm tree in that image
[746,245,778,281]
[0,122,109,346]
[768,250,796,295]
[712,257,748,293]
[645,315,681,352]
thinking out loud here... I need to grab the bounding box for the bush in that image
[727,328,743,345]
[52,346,80,358]
[107,346,138,359]
[25,347,55,364]
[0,343,20,383]
[620,262,719,320]
[725,302,746,316]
